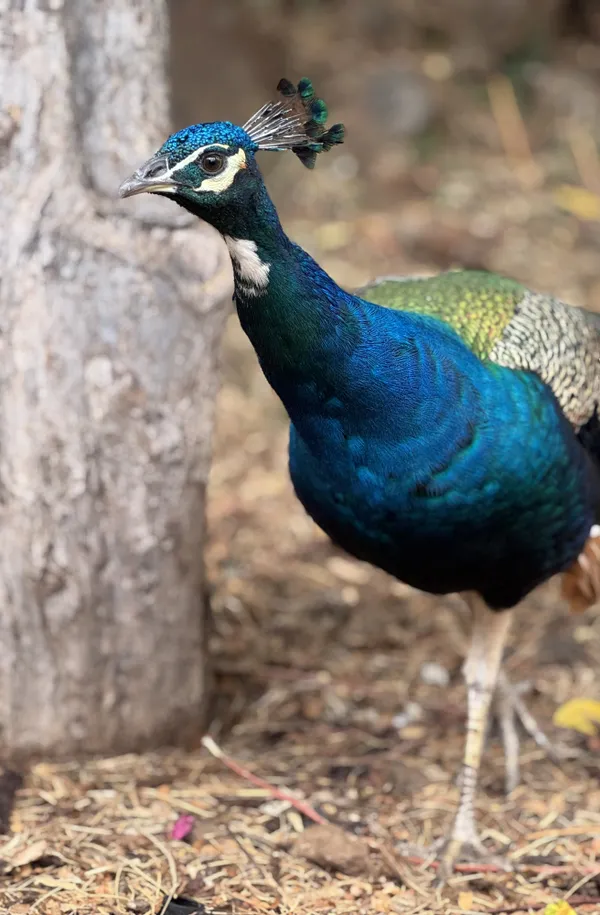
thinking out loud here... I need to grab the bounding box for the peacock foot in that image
[431,819,512,887]
[398,823,511,887]
[494,671,569,794]
[434,839,512,887]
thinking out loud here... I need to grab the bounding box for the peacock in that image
[120,78,600,876]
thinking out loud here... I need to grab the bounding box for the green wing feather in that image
[357,270,525,360]
[358,269,600,433]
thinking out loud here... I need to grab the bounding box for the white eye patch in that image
[192,148,247,193]
[169,142,229,174]
[159,144,247,194]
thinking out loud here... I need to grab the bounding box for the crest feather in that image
[242,77,345,169]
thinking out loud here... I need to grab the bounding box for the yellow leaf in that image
[458,890,474,910]
[553,698,600,736]
[543,902,578,915]
[554,184,600,221]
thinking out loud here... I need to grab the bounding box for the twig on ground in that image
[201,735,328,826]
[399,853,599,877]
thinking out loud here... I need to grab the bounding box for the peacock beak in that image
[118,156,177,198]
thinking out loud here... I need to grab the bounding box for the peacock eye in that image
[199,152,226,175]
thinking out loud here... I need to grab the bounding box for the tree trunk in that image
[0,0,231,758]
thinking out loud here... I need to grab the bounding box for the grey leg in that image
[495,670,565,794]
[496,675,522,795]
[437,593,513,880]
[454,596,564,795]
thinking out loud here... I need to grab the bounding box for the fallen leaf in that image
[553,698,600,736]
[554,184,600,221]
[458,890,474,910]
[7,838,48,870]
[543,902,578,915]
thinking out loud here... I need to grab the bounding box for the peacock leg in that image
[495,670,565,794]
[453,595,565,794]
[435,594,513,882]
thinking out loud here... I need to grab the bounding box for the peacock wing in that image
[359,269,600,432]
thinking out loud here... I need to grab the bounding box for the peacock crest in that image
[242,77,345,168]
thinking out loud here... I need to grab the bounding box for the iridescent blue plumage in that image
[232,239,597,611]
[161,122,256,158]
[120,76,600,877]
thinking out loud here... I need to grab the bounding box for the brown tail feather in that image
[561,528,600,613]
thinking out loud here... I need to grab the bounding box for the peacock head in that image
[119,78,344,223]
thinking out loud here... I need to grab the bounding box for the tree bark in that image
[0,0,231,758]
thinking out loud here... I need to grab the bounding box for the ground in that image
[4,59,600,915]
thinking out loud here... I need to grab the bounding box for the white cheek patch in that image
[194,148,247,193]
[224,237,270,297]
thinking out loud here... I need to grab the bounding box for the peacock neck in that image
[211,183,363,403]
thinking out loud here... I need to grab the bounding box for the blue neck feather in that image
[197,173,485,448]
[189,172,365,403]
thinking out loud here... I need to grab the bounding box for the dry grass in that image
[2,667,600,914]
[4,60,600,915]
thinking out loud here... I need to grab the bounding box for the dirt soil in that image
[4,46,600,915]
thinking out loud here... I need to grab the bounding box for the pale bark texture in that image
[0,0,231,758]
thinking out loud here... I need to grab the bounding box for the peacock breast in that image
[286,381,596,609]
